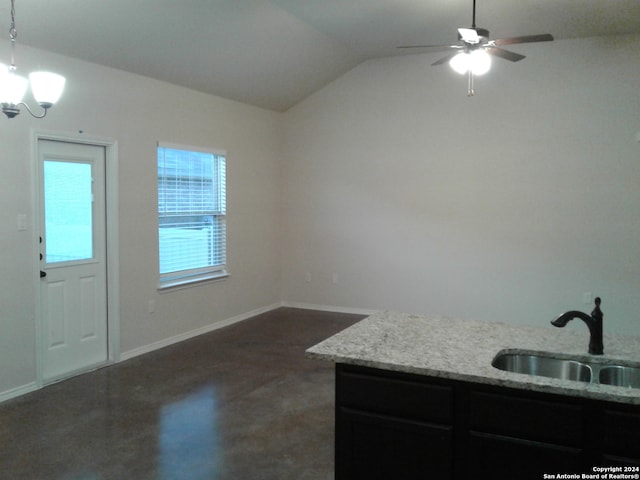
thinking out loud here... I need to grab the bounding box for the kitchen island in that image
[307,311,640,479]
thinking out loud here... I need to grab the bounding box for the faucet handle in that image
[592,297,603,320]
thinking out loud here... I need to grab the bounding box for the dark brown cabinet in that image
[336,365,454,479]
[602,409,640,465]
[336,364,640,480]
[338,409,453,479]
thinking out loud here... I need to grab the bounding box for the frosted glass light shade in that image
[0,70,28,105]
[469,50,491,75]
[449,52,469,74]
[29,71,65,107]
[450,50,492,76]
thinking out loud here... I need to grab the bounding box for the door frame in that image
[32,129,120,386]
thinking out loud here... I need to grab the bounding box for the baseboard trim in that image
[281,301,378,316]
[120,302,376,362]
[0,382,38,404]
[0,301,376,403]
[120,302,283,362]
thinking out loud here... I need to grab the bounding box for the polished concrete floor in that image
[0,308,364,480]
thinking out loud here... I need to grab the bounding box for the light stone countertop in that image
[306,311,640,405]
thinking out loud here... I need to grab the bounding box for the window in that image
[157,143,227,288]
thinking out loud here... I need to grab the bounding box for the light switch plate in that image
[17,214,27,231]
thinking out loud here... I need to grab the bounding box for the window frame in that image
[157,142,228,290]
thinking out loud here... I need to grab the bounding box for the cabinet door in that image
[337,408,453,480]
[602,409,640,462]
[466,431,584,480]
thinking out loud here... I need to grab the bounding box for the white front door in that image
[38,139,108,382]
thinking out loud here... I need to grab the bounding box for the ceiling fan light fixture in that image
[469,49,491,75]
[449,52,470,74]
[449,49,492,76]
[399,0,553,95]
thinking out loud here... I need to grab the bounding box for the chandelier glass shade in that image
[0,65,26,105]
[27,71,66,107]
[0,0,65,119]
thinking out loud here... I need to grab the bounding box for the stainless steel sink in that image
[492,351,640,389]
[599,365,640,389]
[492,353,592,383]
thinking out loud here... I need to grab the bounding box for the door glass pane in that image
[44,160,93,263]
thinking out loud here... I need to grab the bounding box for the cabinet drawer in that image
[469,390,584,445]
[337,365,453,423]
[467,431,584,480]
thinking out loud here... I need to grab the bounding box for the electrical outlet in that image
[332,273,339,285]
[583,292,593,305]
[305,272,311,283]
[148,299,156,313]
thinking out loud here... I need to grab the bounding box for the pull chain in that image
[9,0,18,71]
[9,0,17,69]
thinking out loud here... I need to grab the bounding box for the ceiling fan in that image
[398,0,554,96]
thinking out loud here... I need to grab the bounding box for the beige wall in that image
[281,34,640,336]
[1,33,638,400]
[0,43,283,397]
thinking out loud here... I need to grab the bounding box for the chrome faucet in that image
[551,297,604,355]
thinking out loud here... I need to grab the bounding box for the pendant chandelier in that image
[0,0,65,119]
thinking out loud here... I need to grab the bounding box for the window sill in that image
[158,271,229,292]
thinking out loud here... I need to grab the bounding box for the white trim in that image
[37,362,110,387]
[32,129,120,386]
[157,141,226,157]
[157,272,230,293]
[105,142,121,364]
[157,144,228,290]
[280,301,379,316]
[0,382,38,404]
[1,302,374,402]
[158,269,229,291]
[120,303,282,362]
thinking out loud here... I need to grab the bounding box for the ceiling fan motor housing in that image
[458,27,490,43]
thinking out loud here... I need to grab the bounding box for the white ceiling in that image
[9,0,640,111]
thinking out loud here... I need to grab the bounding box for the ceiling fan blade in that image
[493,34,554,46]
[485,47,526,62]
[431,51,460,66]
[397,44,460,51]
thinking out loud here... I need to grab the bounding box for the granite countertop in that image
[306,311,640,405]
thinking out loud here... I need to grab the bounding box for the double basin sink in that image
[492,351,640,389]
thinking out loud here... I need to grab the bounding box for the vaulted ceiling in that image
[10,0,640,111]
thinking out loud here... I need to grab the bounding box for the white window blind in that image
[158,144,227,288]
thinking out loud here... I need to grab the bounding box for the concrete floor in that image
[0,308,364,480]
